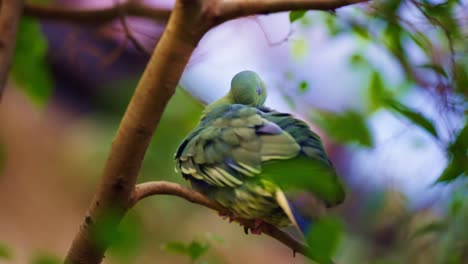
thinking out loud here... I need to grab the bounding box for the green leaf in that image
[351,23,371,39]
[289,10,307,23]
[349,53,366,67]
[263,157,345,208]
[306,216,344,264]
[161,241,188,255]
[311,110,374,147]
[187,241,210,261]
[437,159,465,183]
[298,80,309,93]
[291,38,308,60]
[31,253,61,264]
[0,242,12,260]
[205,233,224,244]
[436,123,468,183]
[418,63,448,78]
[454,62,468,95]
[408,31,431,56]
[90,210,142,260]
[411,221,447,237]
[383,99,438,138]
[282,94,296,110]
[368,71,392,112]
[11,17,53,106]
[161,240,210,261]
[448,123,468,166]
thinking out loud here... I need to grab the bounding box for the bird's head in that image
[203,71,267,117]
[229,70,267,107]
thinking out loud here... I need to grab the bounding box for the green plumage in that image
[175,71,345,232]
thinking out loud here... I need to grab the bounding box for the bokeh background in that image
[0,0,467,263]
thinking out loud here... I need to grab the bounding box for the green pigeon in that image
[175,71,345,235]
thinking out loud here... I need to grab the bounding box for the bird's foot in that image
[218,211,237,222]
[250,219,264,235]
[243,219,264,235]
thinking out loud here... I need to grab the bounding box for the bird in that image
[175,70,345,235]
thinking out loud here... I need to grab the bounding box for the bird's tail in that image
[275,190,314,236]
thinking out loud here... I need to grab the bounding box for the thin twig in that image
[115,0,151,55]
[130,181,310,258]
[23,1,171,24]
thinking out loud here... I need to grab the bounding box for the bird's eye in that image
[256,84,262,95]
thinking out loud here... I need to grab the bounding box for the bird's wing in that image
[261,108,346,206]
[260,108,346,234]
[175,104,301,187]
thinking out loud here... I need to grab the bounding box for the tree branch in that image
[0,0,25,100]
[219,0,369,21]
[23,2,171,25]
[64,0,365,263]
[130,181,310,257]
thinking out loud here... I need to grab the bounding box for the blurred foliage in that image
[306,216,343,264]
[90,210,143,262]
[383,98,439,138]
[162,241,210,262]
[161,233,225,264]
[310,110,373,147]
[11,17,53,106]
[437,124,468,182]
[298,80,309,93]
[0,242,13,260]
[291,37,309,60]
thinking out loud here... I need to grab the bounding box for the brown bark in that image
[64,1,210,263]
[0,0,25,100]
[23,2,171,24]
[131,181,310,256]
[64,0,367,263]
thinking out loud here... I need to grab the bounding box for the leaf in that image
[0,242,12,260]
[291,38,308,60]
[454,62,468,95]
[11,17,53,106]
[263,157,345,206]
[161,241,188,255]
[383,99,438,138]
[351,23,371,39]
[205,233,224,244]
[289,10,307,23]
[411,221,447,238]
[368,71,392,112]
[436,159,465,183]
[306,216,344,264]
[436,123,468,182]
[161,240,210,261]
[324,14,341,36]
[282,94,296,110]
[447,123,468,166]
[349,53,366,66]
[298,80,309,93]
[187,241,210,261]
[311,110,374,147]
[408,31,431,55]
[90,210,142,260]
[418,63,448,78]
